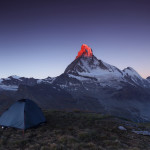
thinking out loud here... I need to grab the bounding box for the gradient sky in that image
[0,0,150,79]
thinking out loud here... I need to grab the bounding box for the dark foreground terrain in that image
[0,110,150,150]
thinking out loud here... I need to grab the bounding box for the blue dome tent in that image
[0,99,46,129]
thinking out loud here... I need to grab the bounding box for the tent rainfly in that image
[0,99,46,129]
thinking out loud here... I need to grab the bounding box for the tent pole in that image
[23,129,25,136]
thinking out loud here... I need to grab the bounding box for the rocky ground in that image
[0,110,150,150]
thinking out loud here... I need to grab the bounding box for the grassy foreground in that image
[0,110,150,150]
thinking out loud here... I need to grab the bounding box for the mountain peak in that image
[76,44,93,59]
[123,67,142,79]
[8,75,21,79]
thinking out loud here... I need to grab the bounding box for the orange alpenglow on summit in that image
[76,44,93,59]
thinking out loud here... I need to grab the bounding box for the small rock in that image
[118,126,127,131]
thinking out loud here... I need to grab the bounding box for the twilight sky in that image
[0,0,150,79]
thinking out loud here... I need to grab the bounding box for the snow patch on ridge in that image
[0,85,18,91]
[10,75,22,81]
[11,75,21,79]
[11,75,22,80]
[0,79,3,84]
[4,78,11,81]
[2,75,22,81]
[68,74,88,81]
[78,58,123,80]
[37,77,56,84]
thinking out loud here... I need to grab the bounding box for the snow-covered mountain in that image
[0,76,55,91]
[0,44,149,91]
[0,76,37,91]
[52,44,150,122]
[0,44,150,122]
[63,44,149,89]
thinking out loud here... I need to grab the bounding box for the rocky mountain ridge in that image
[0,44,150,122]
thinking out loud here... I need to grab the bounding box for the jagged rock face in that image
[123,68,150,88]
[76,44,93,59]
[147,77,150,81]
[65,55,112,74]
[63,55,125,90]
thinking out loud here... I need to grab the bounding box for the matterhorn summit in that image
[76,44,93,59]
[64,44,149,88]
